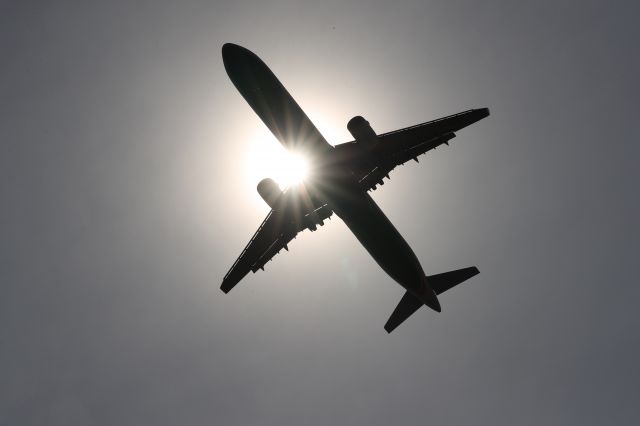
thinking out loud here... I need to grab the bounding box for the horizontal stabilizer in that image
[428,266,479,295]
[384,290,424,333]
[384,266,480,333]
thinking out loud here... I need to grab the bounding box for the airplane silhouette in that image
[221,43,489,332]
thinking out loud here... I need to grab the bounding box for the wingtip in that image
[220,281,233,294]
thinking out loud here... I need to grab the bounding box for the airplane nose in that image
[222,43,240,61]
[222,43,258,78]
[222,43,252,60]
[222,43,247,77]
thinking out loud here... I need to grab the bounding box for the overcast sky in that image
[2,1,639,425]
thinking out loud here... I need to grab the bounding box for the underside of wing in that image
[334,108,489,192]
[375,108,489,152]
[358,131,457,191]
[221,201,333,293]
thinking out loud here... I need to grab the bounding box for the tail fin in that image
[384,266,480,333]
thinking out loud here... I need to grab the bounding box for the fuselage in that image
[222,43,440,310]
[317,171,427,293]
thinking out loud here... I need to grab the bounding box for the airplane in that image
[221,43,489,332]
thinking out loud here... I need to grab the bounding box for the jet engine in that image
[257,178,283,209]
[347,116,378,147]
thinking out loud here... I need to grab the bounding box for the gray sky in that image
[2,1,639,425]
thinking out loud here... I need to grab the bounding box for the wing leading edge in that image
[334,108,489,192]
[221,196,332,294]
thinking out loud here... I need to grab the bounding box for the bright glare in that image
[246,128,310,190]
[280,153,310,187]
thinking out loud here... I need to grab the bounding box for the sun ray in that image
[246,128,310,190]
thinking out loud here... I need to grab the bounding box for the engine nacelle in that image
[347,116,378,147]
[257,178,283,209]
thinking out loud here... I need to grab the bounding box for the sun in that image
[277,152,310,187]
[246,128,310,190]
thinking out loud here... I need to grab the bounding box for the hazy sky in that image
[2,1,639,425]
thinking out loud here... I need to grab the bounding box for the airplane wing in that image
[221,200,333,293]
[345,108,489,192]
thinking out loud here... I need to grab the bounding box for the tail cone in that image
[423,288,441,312]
